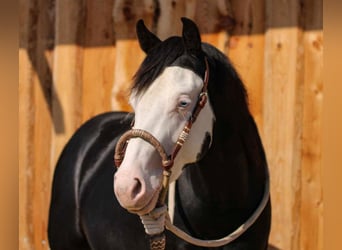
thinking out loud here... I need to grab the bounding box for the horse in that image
[48,18,271,250]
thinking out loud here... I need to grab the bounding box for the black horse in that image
[48,18,271,249]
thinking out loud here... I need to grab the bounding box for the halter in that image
[114,57,209,171]
[114,57,209,249]
[113,58,270,249]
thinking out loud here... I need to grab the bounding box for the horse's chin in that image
[126,187,161,216]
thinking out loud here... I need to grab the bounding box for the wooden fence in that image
[19,0,323,249]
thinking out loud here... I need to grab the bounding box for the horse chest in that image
[175,175,248,240]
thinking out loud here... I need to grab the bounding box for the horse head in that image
[113,18,215,215]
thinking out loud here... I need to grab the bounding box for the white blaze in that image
[128,66,215,182]
[114,65,215,215]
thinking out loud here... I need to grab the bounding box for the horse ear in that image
[136,19,161,54]
[181,17,202,54]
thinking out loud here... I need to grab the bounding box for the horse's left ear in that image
[181,17,202,54]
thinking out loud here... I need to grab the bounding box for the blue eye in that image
[178,98,191,109]
[179,100,189,107]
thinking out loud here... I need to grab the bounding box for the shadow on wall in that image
[20,0,322,134]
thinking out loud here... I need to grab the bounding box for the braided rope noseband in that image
[113,58,270,249]
[114,129,172,170]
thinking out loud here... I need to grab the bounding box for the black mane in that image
[201,43,250,123]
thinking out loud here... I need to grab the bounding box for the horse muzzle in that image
[113,129,172,215]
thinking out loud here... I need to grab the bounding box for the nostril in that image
[131,178,143,199]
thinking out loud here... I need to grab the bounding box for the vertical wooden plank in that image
[157,0,186,39]
[300,30,323,250]
[111,39,144,111]
[194,0,231,52]
[20,0,55,249]
[19,0,36,248]
[300,1,323,249]
[228,0,265,132]
[18,50,34,250]
[82,0,116,121]
[51,0,85,166]
[111,0,154,111]
[264,1,304,249]
[156,0,231,62]
[31,0,55,248]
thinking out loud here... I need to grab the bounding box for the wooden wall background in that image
[19,0,323,249]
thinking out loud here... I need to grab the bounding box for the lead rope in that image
[140,163,270,249]
[169,168,269,247]
[146,169,171,250]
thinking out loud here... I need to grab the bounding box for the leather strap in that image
[114,57,209,170]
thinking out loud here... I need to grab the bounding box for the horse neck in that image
[189,113,267,212]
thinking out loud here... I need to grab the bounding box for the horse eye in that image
[178,100,190,109]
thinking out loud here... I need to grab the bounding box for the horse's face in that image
[114,18,214,215]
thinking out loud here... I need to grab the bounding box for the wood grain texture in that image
[19,0,55,249]
[111,39,144,111]
[195,0,230,52]
[264,27,303,250]
[111,0,153,111]
[19,48,34,250]
[300,29,323,250]
[82,0,116,121]
[51,0,84,165]
[157,0,187,39]
[300,1,323,250]
[264,1,304,249]
[228,0,265,132]
[19,1,35,249]
[31,1,54,248]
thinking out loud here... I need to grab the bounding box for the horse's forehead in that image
[141,66,203,100]
[162,66,201,82]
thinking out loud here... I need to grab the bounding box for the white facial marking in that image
[129,66,215,182]
[114,65,215,214]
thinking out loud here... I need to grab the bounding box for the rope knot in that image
[140,205,168,236]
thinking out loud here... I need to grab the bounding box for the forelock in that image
[131,37,185,96]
